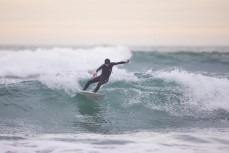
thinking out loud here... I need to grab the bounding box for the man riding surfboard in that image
[82,59,129,92]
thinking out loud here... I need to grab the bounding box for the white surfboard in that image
[79,90,105,100]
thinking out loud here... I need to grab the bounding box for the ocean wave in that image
[1,69,229,134]
[147,69,229,111]
[0,46,132,93]
[130,46,229,53]
[0,46,131,77]
[1,47,229,120]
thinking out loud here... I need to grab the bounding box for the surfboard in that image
[79,90,105,100]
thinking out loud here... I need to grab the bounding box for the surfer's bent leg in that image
[93,78,109,92]
[83,76,100,91]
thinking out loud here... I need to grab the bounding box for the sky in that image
[0,0,229,46]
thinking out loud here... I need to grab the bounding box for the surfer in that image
[82,59,129,92]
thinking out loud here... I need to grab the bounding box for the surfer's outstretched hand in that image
[93,72,97,78]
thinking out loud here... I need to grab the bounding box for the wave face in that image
[0,46,229,135]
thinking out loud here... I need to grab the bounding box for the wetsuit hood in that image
[105,59,110,64]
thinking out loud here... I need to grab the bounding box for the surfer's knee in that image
[87,79,93,84]
[101,80,108,85]
[97,82,102,86]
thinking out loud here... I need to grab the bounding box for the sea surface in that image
[0,46,229,153]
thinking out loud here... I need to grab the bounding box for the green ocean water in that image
[0,46,229,153]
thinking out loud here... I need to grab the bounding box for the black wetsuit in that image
[83,61,126,92]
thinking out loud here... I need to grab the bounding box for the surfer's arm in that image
[113,60,129,65]
[96,65,103,72]
[93,65,103,77]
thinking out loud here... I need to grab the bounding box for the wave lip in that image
[0,46,132,78]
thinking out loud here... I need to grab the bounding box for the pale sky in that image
[0,0,229,46]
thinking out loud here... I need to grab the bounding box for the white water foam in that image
[0,46,132,95]
[0,129,229,153]
[147,69,229,111]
